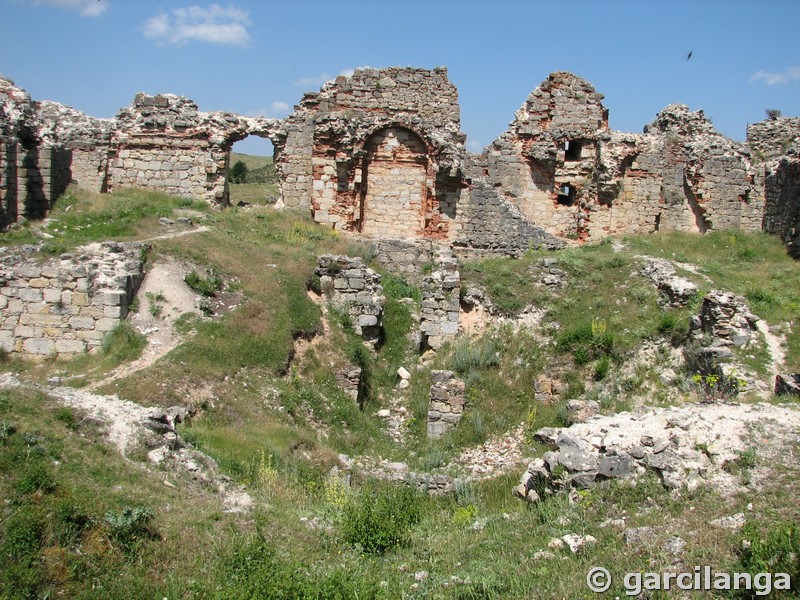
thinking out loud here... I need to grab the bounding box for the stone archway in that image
[360,127,428,239]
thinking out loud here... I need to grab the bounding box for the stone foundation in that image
[315,254,385,344]
[0,242,147,357]
[427,370,466,438]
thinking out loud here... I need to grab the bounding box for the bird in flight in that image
[686,50,693,61]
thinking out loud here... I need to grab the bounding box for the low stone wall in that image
[315,254,385,344]
[0,242,147,357]
[419,249,460,351]
[371,238,441,285]
[427,370,466,438]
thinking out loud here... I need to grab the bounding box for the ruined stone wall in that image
[1,70,799,258]
[370,239,440,285]
[456,154,566,256]
[747,117,800,160]
[292,67,465,241]
[479,73,764,241]
[419,249,460,351]
[0,242,146,357]
[107,93,282,206]
[763,155,800,258]
[316,254,385,345]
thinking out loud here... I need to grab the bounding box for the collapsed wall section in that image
[0,242,146,357]
[477,72,764,241]
[109,93,282,206]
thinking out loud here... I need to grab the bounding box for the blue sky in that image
[2,0,799,155]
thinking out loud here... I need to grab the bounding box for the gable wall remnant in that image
[1,69,799,258]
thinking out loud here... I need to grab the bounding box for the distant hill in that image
[230,152,274,172]
[230,152,277,185]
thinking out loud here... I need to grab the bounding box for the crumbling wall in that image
[419,249,460,351]
[315,254,385,344]
[292,67,465,241]
[478,73,764,241]
[747,116,800,161]
[1,70,799,258]
[427,370,466,438]
[36,99,114,194]
[0,242,146,357]
[109,93,282,206]
[763,154,800,258]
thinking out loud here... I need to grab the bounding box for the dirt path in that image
[756,319,787,381]
[87,256,202,390]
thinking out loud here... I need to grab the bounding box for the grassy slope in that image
[1,188,799,598]
[230,152,274,172]
[229,152,279,204]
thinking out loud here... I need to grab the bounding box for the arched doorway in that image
[226,136,278,206]
[360,127,428,238]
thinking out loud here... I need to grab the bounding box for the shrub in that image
[342,482,424,554]
[737,521,799,593]
[593,355,611,381]
[101,321,147,362]
[185,269,223,297]
[104,506,156,554]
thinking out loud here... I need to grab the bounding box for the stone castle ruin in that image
[2,67,799,257]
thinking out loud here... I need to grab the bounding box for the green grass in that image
[3,187,800,598]
[625,230,800,371]
[0,186,208,253]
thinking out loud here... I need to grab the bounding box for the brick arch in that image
[358,126,431,239]
[354,121,438,161]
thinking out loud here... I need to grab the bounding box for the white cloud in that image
[30,0,108,17]
[294,73,331,87]
[143,4,251,47]
[750,66,800,86]
[246,101,291,118]
[467,140,484,153]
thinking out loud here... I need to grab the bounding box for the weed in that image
[16,462,56,495]
[737,521,799,593]
[185,269,223,297]
[104,506,157,554]
[594,355,611,381]
[101,321,147,362]
[342,481,424,554]
[449,336,501,374]
[54,407,78,431]
[691,372,745,402]
[453,504,479,526]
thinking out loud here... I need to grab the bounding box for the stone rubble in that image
[0,373,253,513]
[639,256,698,307]
[513,401,800,501]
